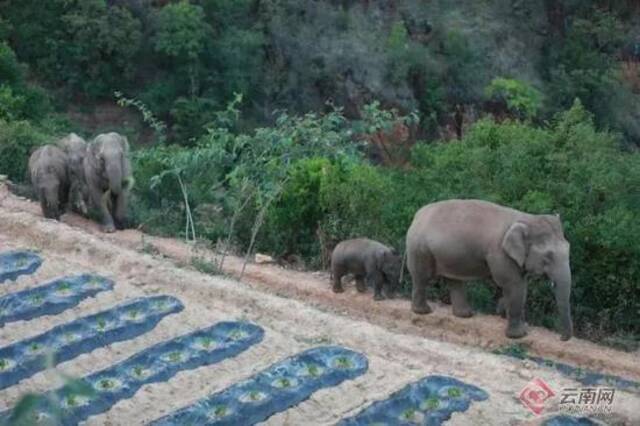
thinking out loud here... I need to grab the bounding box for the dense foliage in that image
[0,0,639,346]
[1,0,639,144]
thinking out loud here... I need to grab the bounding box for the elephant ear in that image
[502,222,529,269]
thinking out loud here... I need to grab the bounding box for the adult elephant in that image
[83,132,133,233]
[406,199,573,341]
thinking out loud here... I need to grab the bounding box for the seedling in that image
[97,378,117,390]
[57,282,73,294]
[166,351,182,363]
[127,309,141,320]
[197,337,216,350]
[447,387,462,398]
[153,300,169,312]
[422,396,440,410]
[305,363,322,377]
[228,329,247,341]
[334,356,353,369]
[96,318,107,331]
[248,390,264,401]
[273,377,295,389]
[131,365,148,378]
[399,408,419,421]
[210,405,228,418]
[29,294,45,306]
[28,342,44,353]
[0,358,11,370]
[15,258,28,267]
[65,394,79,407]
[63,332,79,343]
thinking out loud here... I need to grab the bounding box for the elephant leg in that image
[487,255,528,338]
[407,250,433,314]
[355,275,367,293]
[505,282,528,338]
[368,271,385,301]
[89,184,115,233]
[332,266,345,293]
[448,280,473,318]
[496,286,508,318]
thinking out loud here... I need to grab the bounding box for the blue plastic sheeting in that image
[340,375,489,426]
[150,346,369,426]
[0,321,264,426]
[0,274,113,326]
[542,415,599,425]
[0,251,42,283]
[527,356,640,395]
[0,295,183,390]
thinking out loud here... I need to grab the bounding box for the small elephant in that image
[331,238,402,301]
[57,133,89,214]
[83,132,133,233]
[28,145,70,220]
[406,199,572,341]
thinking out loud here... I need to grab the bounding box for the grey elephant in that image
[57,133,88,214]
[406,199,572,341]
[28,145,70,220]
[331,238,402,300]
[83,132,133,233]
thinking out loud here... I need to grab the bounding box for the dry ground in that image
[0,183,638,425]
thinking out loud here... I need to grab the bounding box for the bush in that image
[0,120,49,181]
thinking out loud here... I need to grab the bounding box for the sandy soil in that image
[0,183,638,425]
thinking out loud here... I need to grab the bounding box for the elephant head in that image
[92,133,131,194]
[502,215,573,340]
[380,250,402,297]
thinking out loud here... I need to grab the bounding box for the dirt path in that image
[0,183,638,425]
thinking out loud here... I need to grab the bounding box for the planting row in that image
[340,375,488,425]
[0,250,42,283]
[0,274,113,326]
[150,346,368,426]
[0,295,183,390]
[0,321,264,425]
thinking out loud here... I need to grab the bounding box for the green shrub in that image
[0,120,49,181]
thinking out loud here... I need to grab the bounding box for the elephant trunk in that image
[551,263,573,341]
[42,185,60,219]
[106,160,123,195]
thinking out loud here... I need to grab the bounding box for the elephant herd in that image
[331,199,573,341]
[27,134,573,342]
[28,132,133,233]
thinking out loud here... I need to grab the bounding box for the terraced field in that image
[0,184,639,425]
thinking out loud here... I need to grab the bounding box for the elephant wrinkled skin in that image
[28,145,70,220]
[406,199,573,341]
[331,238,402,301]
[83,132,133,233]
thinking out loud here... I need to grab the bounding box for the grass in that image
[191,257,222,275]
[492,343,529,359]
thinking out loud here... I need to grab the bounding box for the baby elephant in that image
[83,132,133,233]
[331,238,401,300]
[29,145,70,220]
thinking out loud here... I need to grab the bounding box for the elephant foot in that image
[356,284,367,293]
[453,307,474,318]
[505,322,528,339]
[373,293,384,301]
[103,223,116,233]
[412,304,432,315]
[332,285,345,294]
